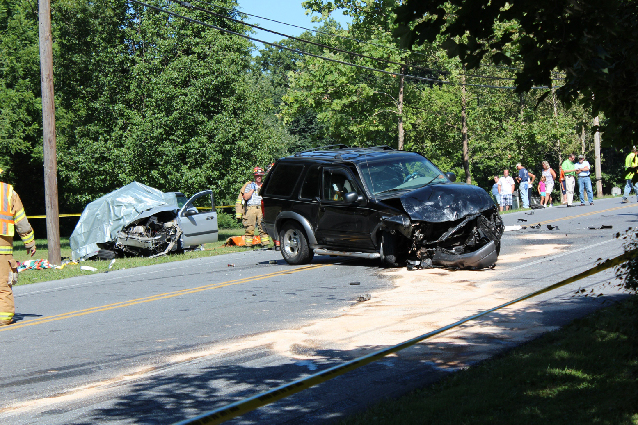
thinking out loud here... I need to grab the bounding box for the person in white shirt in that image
[575,154,594,205]
[497,169,516,212]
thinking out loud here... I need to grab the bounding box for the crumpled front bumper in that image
[431,240,498,269]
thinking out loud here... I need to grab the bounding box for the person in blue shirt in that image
[516,163,536,208]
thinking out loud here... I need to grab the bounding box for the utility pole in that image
[460,73,471,184]
[593,116,603,197]
[551,83,561,165]
[38,0,61,265]
[397,66,405,150]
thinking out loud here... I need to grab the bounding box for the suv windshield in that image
[358,155,448,196]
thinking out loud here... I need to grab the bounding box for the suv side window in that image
[300,165,321,199]
[322,168,363,202]
[264,164,304,197]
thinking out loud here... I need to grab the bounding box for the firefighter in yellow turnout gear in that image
[0,178,36,326]
[242,167,270,247]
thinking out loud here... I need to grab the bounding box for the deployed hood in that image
[399,183,496,222]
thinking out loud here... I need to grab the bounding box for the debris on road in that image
[547,225,560,230]
[349,282,361,285]
[80,265,98,272]
[525,211,534,215]
[530,224,541,229]
[406,258,434,270]
[504,225,523,232]
[228,264,235,267]
[588,225,613,230]
[355,294,371,302]
[517,219,527,222]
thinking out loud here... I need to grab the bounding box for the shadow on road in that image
[66,292,629,425]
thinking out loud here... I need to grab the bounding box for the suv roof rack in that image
[297,144,349,154]
[294,145,396,158]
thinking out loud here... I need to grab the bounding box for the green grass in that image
[12,228,262,286]
[341,296,638,425]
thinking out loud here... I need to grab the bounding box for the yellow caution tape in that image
[174,248,638,425]
[26,206,235,219]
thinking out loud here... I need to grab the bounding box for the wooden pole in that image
[38,0,61,265]
[551,85,561,165]
[593,116,603,197]
[397,66,405,150]
[460,73,471,184]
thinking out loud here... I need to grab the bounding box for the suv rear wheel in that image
[279,222,314,265]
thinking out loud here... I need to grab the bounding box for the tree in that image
[395,0,638,145]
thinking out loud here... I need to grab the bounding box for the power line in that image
[171,0,446,76]
[128,0,557,91]
[191,0,570,85]
[190,0,439,63]
[187,0,566,85]
[129,0,449,84]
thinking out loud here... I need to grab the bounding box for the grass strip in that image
[341,296,638,425]
[11,229,264,286]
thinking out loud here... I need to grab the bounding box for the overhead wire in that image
[128,0,558,90]
[190,0,440,63]
[129,0,449,85]
[171,0,447,76]
[192,0,561,81]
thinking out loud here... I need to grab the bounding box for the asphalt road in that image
[0,197,635,424]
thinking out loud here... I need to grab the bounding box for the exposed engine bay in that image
[115,212,183,258]
[408,210,504,270]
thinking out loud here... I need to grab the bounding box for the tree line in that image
[0,0,628,234]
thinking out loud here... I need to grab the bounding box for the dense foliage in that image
[395,0,638,144]
[0,0,630,230]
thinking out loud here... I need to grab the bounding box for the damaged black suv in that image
[261,146,504,269]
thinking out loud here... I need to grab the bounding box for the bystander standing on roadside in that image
[559,167,567,204]
[575,154,594,205]
[491,176,501,207]
[541,161,556,207]
[498,169,515,212]
[538,176,547,207]
[561,154,577,207]
[622,146,638,203]
[515,163,535,209]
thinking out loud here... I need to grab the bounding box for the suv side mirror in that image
[344,192,366,205]
[445,172,456,182]
[344,192,358,203]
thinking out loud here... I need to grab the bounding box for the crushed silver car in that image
[70,182,218,261]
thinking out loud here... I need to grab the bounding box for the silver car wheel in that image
[282,228,301,255]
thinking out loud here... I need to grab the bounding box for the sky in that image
[235,0,351,49]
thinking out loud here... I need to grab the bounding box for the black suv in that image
[260,146,504,269]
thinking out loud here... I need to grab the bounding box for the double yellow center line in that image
[3,264,326,332]
[526,202,638,227]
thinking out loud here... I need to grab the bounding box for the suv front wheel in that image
[279,222,314,265]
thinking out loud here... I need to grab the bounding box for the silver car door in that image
[178,190,219,247]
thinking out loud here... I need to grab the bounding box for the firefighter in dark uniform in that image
[0,175,36,326]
